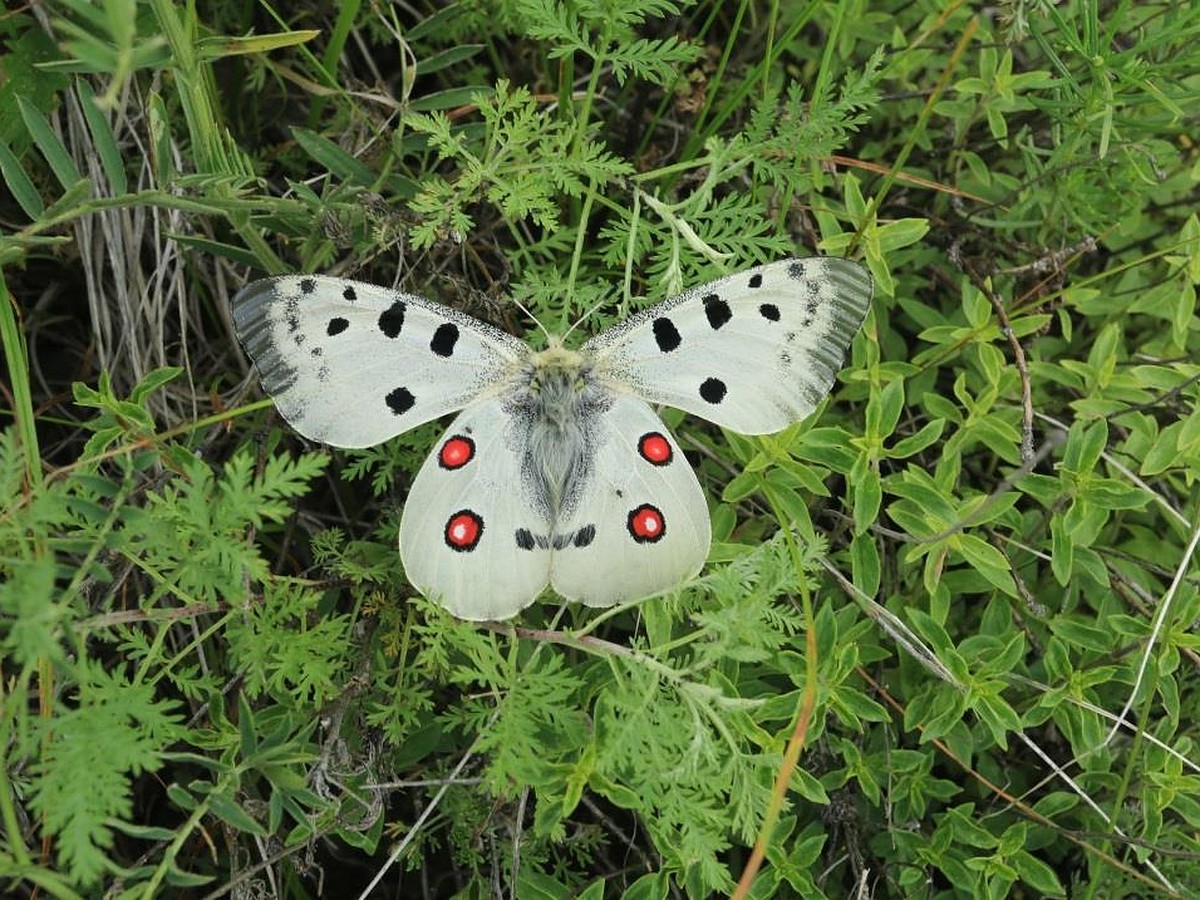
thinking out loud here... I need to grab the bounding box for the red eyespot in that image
[638,432,672,466]
[627,504,666,544]
[439,435,475,470]
[444,510,483,551]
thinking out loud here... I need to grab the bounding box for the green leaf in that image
[954,534,1017,596]
[408,85,493,111]
[852,466,881,534]
[0,137,44,218]
[75,78,127,194]
[417,43,484,74]
[620,871,671,900]
[516,871,575,899]
[18,94,82,189]
[290,127,377,186]
[209,792,267,836]
[889,418,946,458]
[1012,849,1065,895]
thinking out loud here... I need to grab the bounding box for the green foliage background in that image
[2,1,1198,897]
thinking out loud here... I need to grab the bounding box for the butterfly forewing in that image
[582,258,872,434]
[232,275,526,448]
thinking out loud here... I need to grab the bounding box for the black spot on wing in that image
[573,524,596,548]
[759,303,780,322]
[342,285,357,301]
[385,386,415,415]
[379,301,406,338]
[699,377,727,404]
[748,273,763,288]
[299,278,316,294]
[430,322,459,358]
[703,293,732,330]
[515,528,535,551]
[653,317,682,352]
[787,261,806,280]
[327,317,349,336]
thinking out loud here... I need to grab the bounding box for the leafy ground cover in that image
[2,1,1199,897]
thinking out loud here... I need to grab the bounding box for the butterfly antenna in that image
[562,290,613,343]
[509,293,552,343]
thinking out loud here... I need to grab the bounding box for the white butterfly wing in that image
[548,395,710,607]
[398,398,553,621]
[232,275,527,448]
[582,258,872,434]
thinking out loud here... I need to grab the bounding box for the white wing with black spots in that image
[582,258,872,434]
[232,275,527,448]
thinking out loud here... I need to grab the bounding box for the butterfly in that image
[231,257,872,621]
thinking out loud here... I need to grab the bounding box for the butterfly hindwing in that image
[548,395,711,607]
[231,275,526,448]
[398,398,554,621]
[582,257,872,434]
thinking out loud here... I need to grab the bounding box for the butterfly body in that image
[513,342,603,519]
[232,257,872,620]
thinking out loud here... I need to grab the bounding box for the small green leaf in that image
[290,127,377,186]
[408,85,493,111]
[75,78,126,194]
[417,43,484,75]
[209,792,266,836]
[1012,849,1065,895]
[0,138,44,218]
[18,94,82,189]
[889,419,946,458]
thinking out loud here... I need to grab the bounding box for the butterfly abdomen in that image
[514,353,613,527]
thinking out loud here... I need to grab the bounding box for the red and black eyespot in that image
[444,510,483,552]
[627,504,666,544]
[438,435,475,470]
[637,432,673,466]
